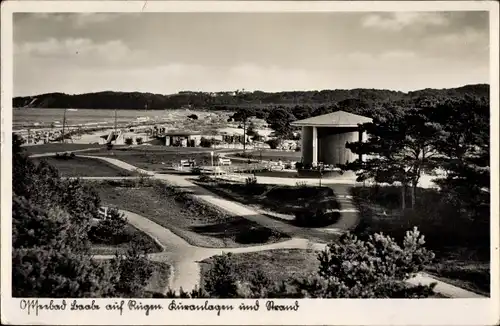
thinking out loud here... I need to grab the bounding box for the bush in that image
[245,175,257,185]
[236,269,274,298]
[136,137,143,145]
[236,152,254,159]
[112,242,154,297]
[235,227,283,244]
[191,167,202,175]
[89,208,127,244]
[125,138,133,145]
[295,181,308,188]
[106,143,114,150]
[203,253,239,298]
[303,228,436,298]
[200,137,217,148]
[294,196,341,227]
[266,138,280,149]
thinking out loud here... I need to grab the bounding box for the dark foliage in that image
[12,134,154,297]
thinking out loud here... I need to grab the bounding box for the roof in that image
[163,131,201,136]
[291,110,372,127]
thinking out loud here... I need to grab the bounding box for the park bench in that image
[180,159,196,168]
[268,161,285,171]
[218,158,232,166]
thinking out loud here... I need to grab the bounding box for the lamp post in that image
[61,108,67,143]
[319,164,324,187]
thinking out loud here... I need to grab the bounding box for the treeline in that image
[13,84,488,110]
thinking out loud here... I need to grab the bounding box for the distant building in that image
[158,131,222,147]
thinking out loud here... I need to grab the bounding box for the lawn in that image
[90,224,162,255]
[194,179,341,227]
[30,156,134,177]
[89,180,290,248]
[199,249,319,286]
[231,149,301,162]
[84,147,230,171]
[23,143,107,155]
[350,185,490,295]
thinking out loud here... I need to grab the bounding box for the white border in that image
[1,1,499,325]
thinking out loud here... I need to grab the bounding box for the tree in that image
[421,96,490,221]
[112,241,154,297]
[266,138,280,150]
[203,253,239,298]
[246,121,257,137]
[266,107,297,139]
[228,108,257,152]
[344,106,438,209]
[187,114,198,120]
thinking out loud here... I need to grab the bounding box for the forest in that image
[13,84,488,112]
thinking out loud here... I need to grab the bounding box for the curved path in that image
[31,152,485,298]
[95,210,320,293]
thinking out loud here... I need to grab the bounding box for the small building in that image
[158,131,222,147]
[291,111,372,167]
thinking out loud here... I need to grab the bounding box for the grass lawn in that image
[425,257,490,297]
[199,249,319,286]
[31,156,134,177]
[232,150,301,162]
[84,148,224,171]
[90,224,162,255]
[350,185,490,295]
[90,180,290,248]
[194,179,341,227]
[23,143,107,155]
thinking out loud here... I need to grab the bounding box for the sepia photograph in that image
[1,1,499,325]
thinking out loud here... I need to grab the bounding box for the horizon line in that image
[13,83,490,98]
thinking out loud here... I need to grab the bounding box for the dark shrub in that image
[125,138,133,145]
[235,227,282,244]
[203,253,239,298]
[136,137,143,145]
[294,196,341,227]
[200,137,213,148]
[266,139,280,149]
[266,186,334,202]
[89,208,127,244]
[106,143,114,150]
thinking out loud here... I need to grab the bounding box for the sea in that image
[13,108,201,131]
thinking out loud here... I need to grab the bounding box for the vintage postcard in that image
[1,0,499,325]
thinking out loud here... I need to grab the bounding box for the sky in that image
[13,11,490,97]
